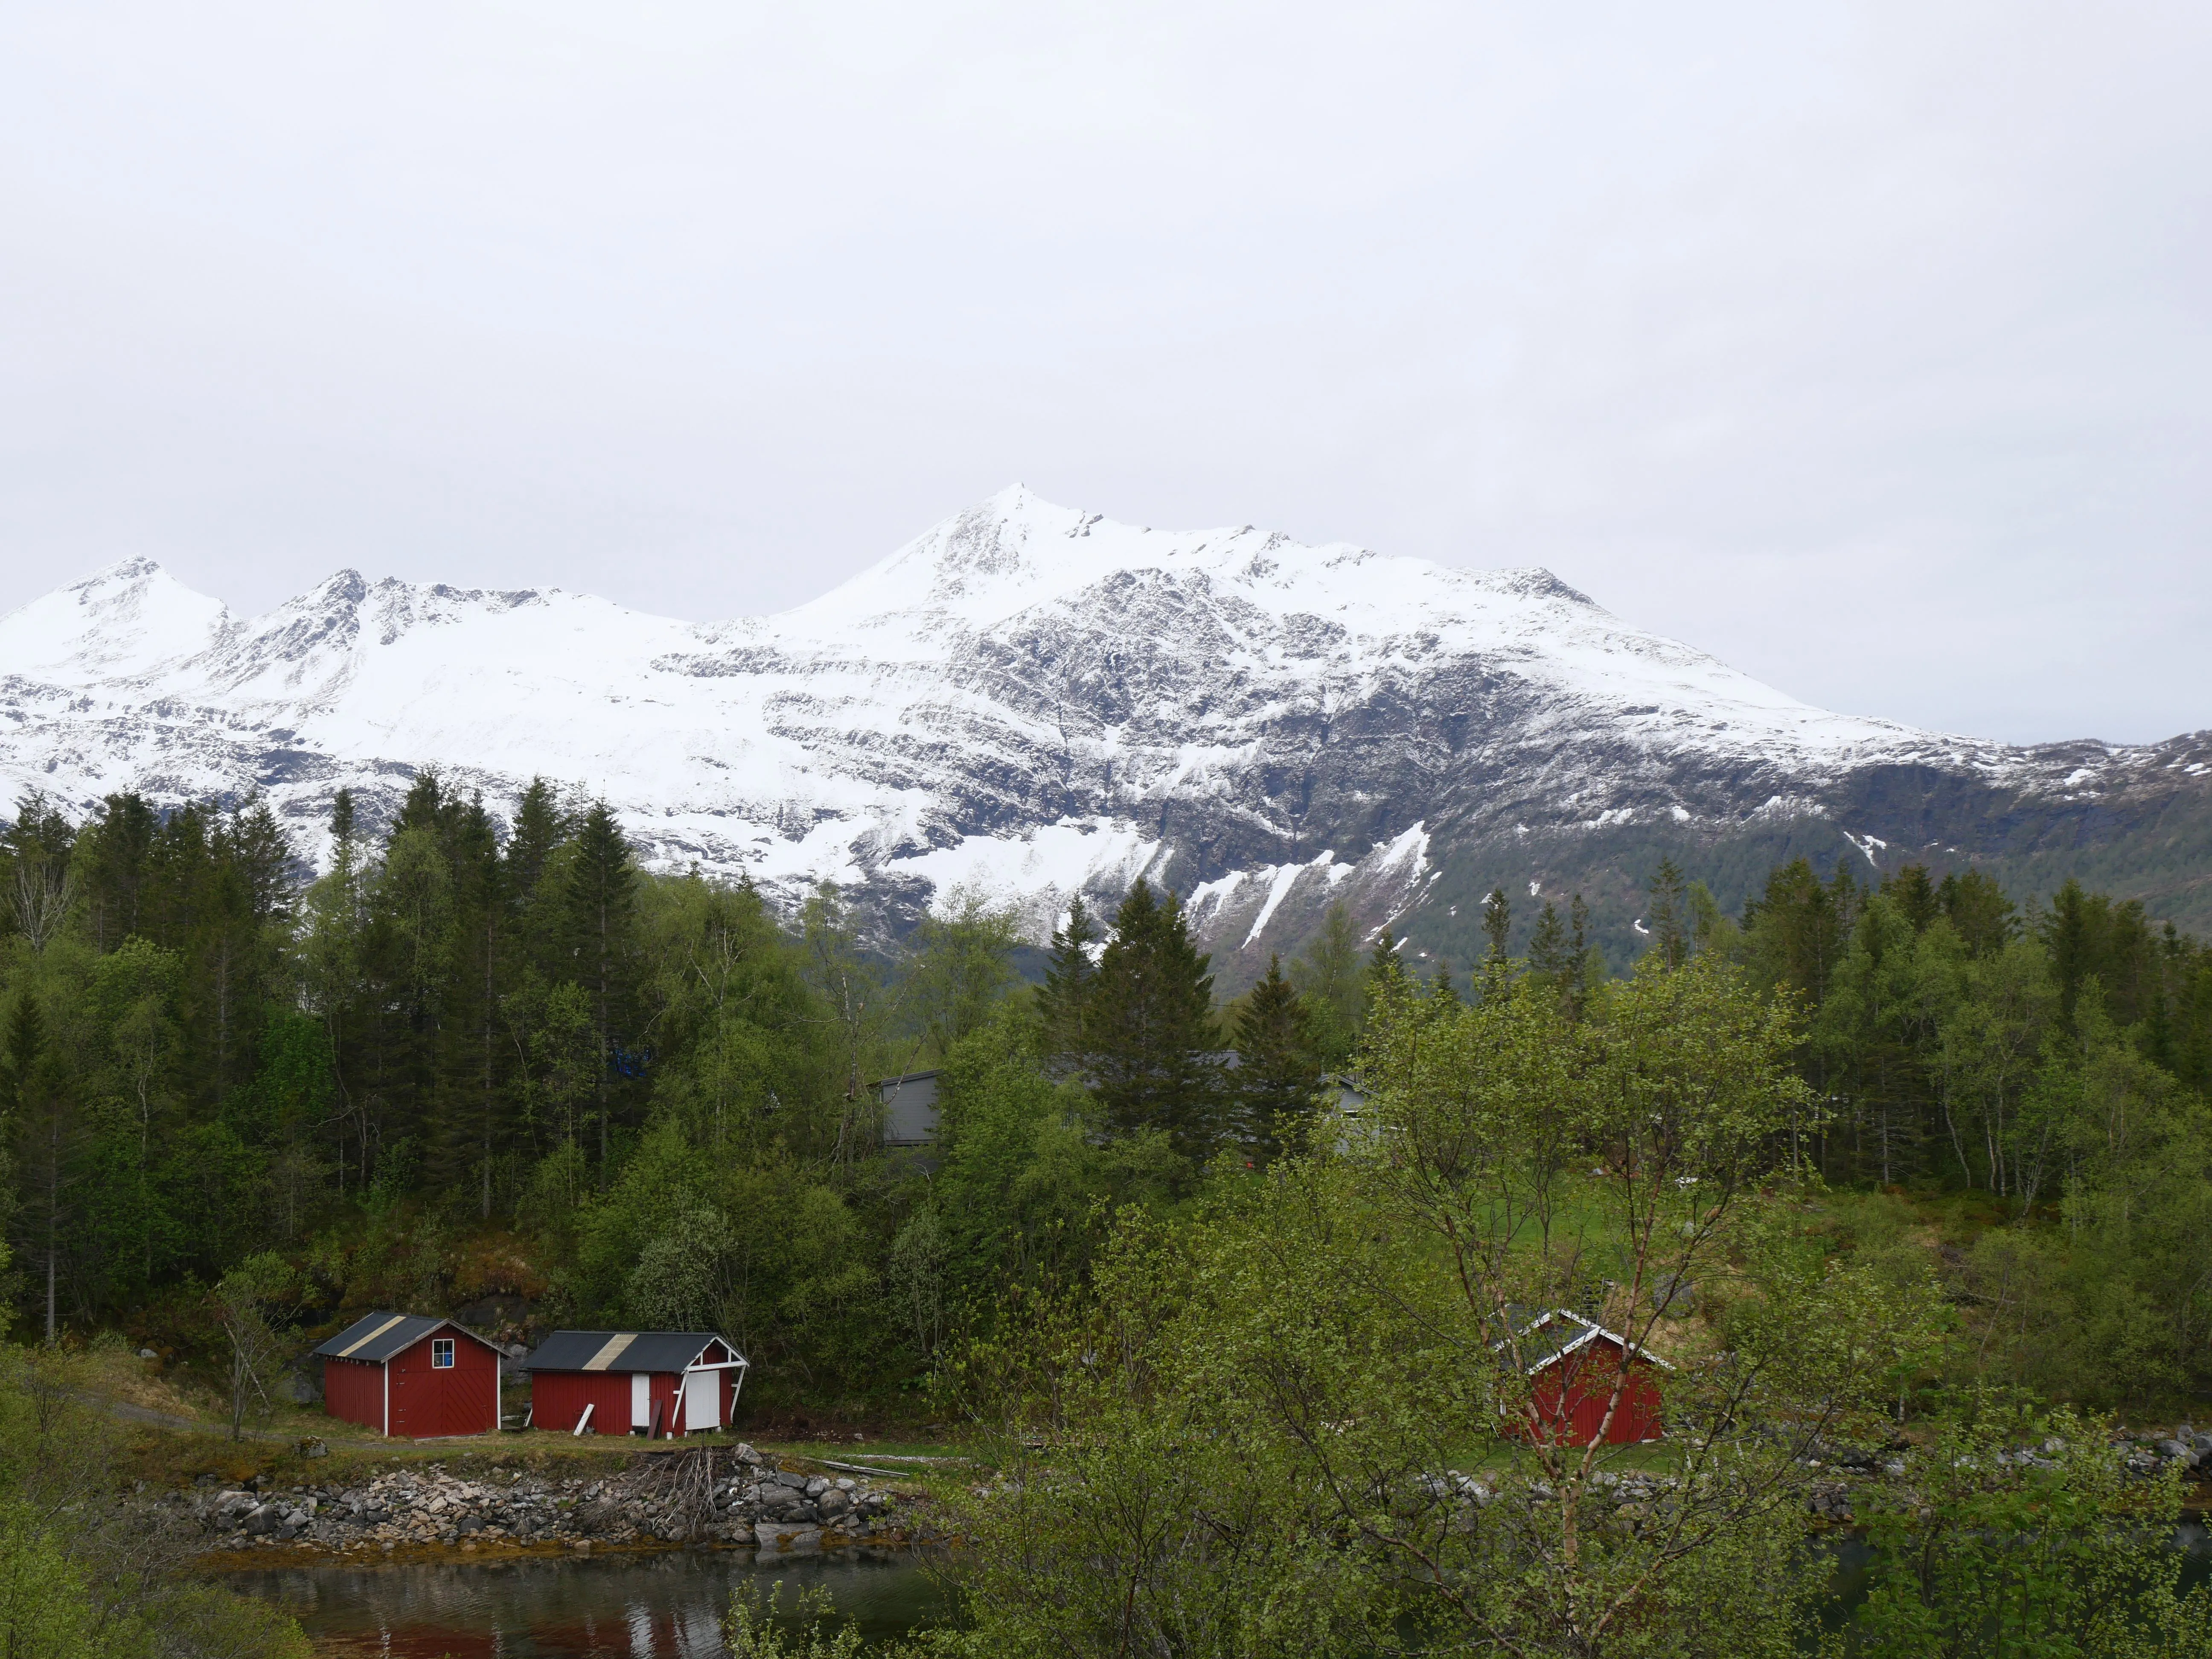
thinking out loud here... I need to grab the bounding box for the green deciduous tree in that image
[939,956,1933,1659]
[1850,1403,2212,1656]
[1289,899,1362,1065]
[907,890,1020,1062]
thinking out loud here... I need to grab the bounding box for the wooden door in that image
[684,1371,720,1431]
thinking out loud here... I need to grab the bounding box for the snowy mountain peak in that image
[2,489,2204,957]
[0,556,230,684]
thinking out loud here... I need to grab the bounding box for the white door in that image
[684,1371,720,1431]
[630,1371,650,1430]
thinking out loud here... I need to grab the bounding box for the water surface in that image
[227,1548,947,1657]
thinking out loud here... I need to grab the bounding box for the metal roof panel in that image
[522,1330,746,1374]
[311,1312,500,1365]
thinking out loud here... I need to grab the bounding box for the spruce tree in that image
[566,802,638,1182]
[1648,857,1689,969]
[1366,928,1404,989]
[1232,955,1323,1160]
[1036,896,1100,1062]
[1569,893,1594,1019]
[439,793,507,1217]
[1427,955,1462,1011]
[1937,870,2015,958]
[505,777,567,904]
[1528,901,1571,995]
[1480,887,1514,1000]
[1362,927,1415,1033]
[1881,864,1938,934]
[1084,878,1224,1161]
[1482,887,1511,962]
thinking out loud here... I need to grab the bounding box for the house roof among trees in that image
[1502,1308,1675,1374]
[312,1311,495,1364]
[522,1330,746,1374]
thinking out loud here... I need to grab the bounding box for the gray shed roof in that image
[312,1312,496,1365]
[522,1330,746,1374]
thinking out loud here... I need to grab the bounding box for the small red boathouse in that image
[522,1330,748,1438]
[313,1312,504,1439]
[1504,1309,1671,1446]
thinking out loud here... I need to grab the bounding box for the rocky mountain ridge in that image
[3,486,2208,969]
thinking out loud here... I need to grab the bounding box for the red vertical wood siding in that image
[323,1356,385,1435]
[530,1369,638,1435]
[387,1332,501,1438]
[1519,1341,1664,1445]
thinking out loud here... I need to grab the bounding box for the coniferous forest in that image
[6,777,2212,1653]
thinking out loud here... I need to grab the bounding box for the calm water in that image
[224,1524,2212,1656]
[224,1548,949,1658]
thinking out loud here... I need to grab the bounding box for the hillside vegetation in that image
[5,778,2212,1652]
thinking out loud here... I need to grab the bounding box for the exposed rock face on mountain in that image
[3,486,2208,971]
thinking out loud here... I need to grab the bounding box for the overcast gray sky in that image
[2,1,2206,745]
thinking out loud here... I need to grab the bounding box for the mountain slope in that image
[3,487,2208,969]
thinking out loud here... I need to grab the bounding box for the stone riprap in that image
[173,1444,915,1557]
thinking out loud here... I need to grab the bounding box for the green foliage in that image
[1036,895,1100,1061]
[906,891,1021,1062]
[0,1502,117,1659]
[1287,899,1361,1064]
[9,758,2212,1457]
[930,1008,1182,1326]
[0,1327,310,1659]
[941,957,1918,1659]
[725,1580,864,1659]
[1848,1403,2212,1657]
[1083,878,1225,1162]
[1229,955,1323,1160]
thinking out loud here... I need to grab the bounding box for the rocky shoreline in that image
[167,1444,931,1565]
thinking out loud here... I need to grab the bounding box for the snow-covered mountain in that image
[4,486,2209,964]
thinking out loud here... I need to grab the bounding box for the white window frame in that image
[431,1337,455,1369]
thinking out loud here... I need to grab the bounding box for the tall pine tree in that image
[1529,901,1571,1000]
[1084,879,1224,1161]
[1480,886,1513,1000]
[1648,857,1689,969]
[1036,896,1100,1064]
[1232,955,1323,1161]
[566,802,638,1182]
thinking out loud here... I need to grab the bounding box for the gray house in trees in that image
[871,1071,941,1157]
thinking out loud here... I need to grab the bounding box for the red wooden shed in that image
[312,1312,504,1439]
[1502,1309,1671,1446]
[522,1330,748,1438]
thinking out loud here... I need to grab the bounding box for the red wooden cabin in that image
[522,1330,748,1438]
[1503,1310,1670,1446]
[313,1312,504,1439]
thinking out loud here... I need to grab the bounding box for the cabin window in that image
[432,1338,454,1369]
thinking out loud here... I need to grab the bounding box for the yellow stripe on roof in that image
[338,1315,407,1359]
[582,1333,637,1372]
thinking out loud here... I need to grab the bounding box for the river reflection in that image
[225,1547,949,1657]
